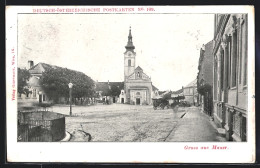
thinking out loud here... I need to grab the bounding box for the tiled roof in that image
[185,79,197,88]
[171,88,183,94]
[96,82,124,92]
[29,62,85,76]
[159,91,166,95]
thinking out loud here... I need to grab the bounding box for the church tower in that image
[124,27,136,81]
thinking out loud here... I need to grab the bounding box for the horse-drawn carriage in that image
[152,97,170,110]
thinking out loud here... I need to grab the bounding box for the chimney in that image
[28,60,34,69]
[108,80,109,85]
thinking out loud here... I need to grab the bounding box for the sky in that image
[18,14,214,91]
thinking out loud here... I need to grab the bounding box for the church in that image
[118,27,158,105]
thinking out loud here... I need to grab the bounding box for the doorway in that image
[113,97,116,103]
[121,98,124,103]
[136,98,140,105]
[39,95,42,103]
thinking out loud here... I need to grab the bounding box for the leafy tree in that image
[101,85,111,97]
[40,67,95,103]
[197,84,211,95]
[18,68,31,95]
[162,92,172,100]
[110,85,121,97]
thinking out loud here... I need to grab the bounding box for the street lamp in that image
[68,82,73,116]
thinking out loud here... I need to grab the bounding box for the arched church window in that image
[137,72,140,77]
[128,59,131,66]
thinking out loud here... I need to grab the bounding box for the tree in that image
[18,68,31,95]
[40,67,95,103]
[162,92,172,100]
[197,84,211,95]
[110,85,121,97]
[102,86,111,97]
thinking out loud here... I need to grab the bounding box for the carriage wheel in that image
[160,104,164,110]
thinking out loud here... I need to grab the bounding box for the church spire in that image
[125,26,135,51]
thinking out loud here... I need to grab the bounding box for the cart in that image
[152,98,170,110]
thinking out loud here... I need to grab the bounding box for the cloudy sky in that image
[18,14,214,91]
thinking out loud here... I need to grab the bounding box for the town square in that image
[16,13,248,142]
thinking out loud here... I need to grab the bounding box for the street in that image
[52,104,225,142]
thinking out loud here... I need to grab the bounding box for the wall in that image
[203,41,214,85]
[213,14,248,141]
[125,81,152,104]
[124,51,136,80]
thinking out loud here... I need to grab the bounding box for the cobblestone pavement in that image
[51,103,152,116]
[58,104,224,142]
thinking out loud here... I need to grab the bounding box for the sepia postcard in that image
[6,5,255,163]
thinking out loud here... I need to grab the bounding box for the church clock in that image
[127,51,132,57]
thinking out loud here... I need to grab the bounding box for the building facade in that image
[18,61,96,107]
[183,79,198,106]
[95,81,124,104]
[18,61,51,109]
[120,27,157,105]
[213,14,248,141]
[197,41,214,117]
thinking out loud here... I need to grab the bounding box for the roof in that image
[160,90,171,96]
[171,88,183,95]
[152,85,159,91]
[29,62,85,76]
[159,91,167,95]
[135,66,143,71]
[125,27,135,50]
[96,82,124,92]
[185,79,197,88]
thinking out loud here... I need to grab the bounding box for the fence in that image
[18,111,66,142]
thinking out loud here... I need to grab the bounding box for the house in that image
[95,81,124,104]
[212,14,248,141]
[18,61,95,107]
[183,79,198,106]
[197,41,214,117]
[171,88,184,104]
[18,61,52,108]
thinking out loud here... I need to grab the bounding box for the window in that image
[243,15,248,86]
[241,116,247,141]
[214,60,218,100]
[43,94,46,101]
[189,88,193,94]
[220,50,224,90]
[228,35,232,88]
[231,29,237,88]
[33,89,36,98]
[137,72,140,78]
[128,59,131,66]
[239,18,242,85]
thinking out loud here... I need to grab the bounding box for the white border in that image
[6,6,255,163]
